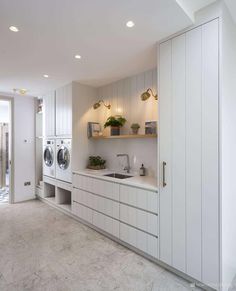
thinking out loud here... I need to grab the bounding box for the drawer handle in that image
[163,162,167,187]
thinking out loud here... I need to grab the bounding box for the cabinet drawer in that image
[72,203,93,224]
[73,174,119,201]
[120,185,158,214]
[120,204,158,236]
[93,211,119,238]
[120,223,158,258]
[73,188,119,220]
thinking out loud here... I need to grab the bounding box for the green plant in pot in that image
[104,115,126,136]
[87,156,106,170]
[131,123,140,135]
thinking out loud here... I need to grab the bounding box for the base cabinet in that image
[72,173,159,260]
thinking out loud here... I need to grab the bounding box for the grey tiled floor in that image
[0,200,202,291]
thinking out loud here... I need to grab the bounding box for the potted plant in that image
[104,115,126,136]
[131,123,140,134]
[87,156,106,170]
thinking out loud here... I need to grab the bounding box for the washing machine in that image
[43,139,56,178]
[56,139,72,183]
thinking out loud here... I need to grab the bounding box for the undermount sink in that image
[104,173,133,179]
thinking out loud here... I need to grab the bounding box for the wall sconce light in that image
[140,88,158,101]
[93,100,111,110]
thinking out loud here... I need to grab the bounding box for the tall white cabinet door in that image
[171,33,186,272]
[43,91,55,137]
[159,40,172,265]
[159,19,219,289]
[201,19,219,288]
[56,84,72,136]
[185,26,202,281]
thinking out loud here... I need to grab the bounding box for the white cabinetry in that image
[56,84,72,137]
[72,173,159,258]
[43,91,55,137]
[158,19,219,289]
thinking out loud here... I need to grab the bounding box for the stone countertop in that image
[73,169,158,192]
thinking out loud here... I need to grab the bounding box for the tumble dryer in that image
[43,139,56,178]
[56,139,72,183]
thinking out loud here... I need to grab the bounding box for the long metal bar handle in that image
[163,161,167,187]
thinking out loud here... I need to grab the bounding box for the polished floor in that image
[0,200,202,291]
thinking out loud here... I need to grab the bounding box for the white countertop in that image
[73,169,158,192]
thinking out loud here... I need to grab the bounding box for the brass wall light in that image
[93,100,111,110]
[140,88,158,101]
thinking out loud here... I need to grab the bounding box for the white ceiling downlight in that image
[9,26,19,32]
[43,74,49,78]
[126,21,135,28]
[75,55,81,59]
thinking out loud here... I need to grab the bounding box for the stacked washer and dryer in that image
[43,138,72,183]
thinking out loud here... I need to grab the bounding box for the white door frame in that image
[0,96,14,203]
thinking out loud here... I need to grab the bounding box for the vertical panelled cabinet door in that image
[158,18,219,290]
[43,91,56,137]
[56,84,72,136]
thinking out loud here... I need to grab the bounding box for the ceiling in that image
[0,0,217,97]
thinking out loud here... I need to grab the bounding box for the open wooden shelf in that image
[90,134,157,140]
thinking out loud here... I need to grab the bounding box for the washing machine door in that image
[57,146,70,170]
[44,146,54,167]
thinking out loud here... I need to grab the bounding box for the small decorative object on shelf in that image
[145,121,157,135]
[104,115,127,136]
[139,164,146,176]
[87,122,102,138]
[131,123,140,135]
[87,156,106,170]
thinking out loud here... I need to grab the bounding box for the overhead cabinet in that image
[158,19,219,289]
[43,91,55,137]
[56,84,72,137]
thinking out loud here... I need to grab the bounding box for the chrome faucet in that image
[117,154,131,173]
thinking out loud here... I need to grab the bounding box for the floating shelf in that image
[90,134,157,140]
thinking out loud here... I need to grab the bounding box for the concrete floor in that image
[0,200,201,291]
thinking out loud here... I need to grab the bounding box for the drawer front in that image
[73,188,119,220]
[73,174,119,200]
[93,211,119,238]
[120,185,158,214]
[120,223,158,258]
[120,204,158,236]
[72,203,93,224]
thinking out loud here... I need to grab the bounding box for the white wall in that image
[0,101,10,123]
[72,82,97,171]
[221,3,236,291]
[94,68,158,177]
[13,96,36,202]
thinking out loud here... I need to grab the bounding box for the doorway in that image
[0,99,12,203]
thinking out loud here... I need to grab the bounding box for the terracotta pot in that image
[110,126,120,136]
[131,128,139,134]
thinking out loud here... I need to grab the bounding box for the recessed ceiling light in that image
[43,74,49,78]
[9,26,19,32]
[75,55,81,59]
[126,21,135,28]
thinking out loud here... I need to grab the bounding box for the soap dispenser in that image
[139,164,146,176]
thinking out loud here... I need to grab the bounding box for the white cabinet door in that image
[56,84,72,136]
[43,91,55,137]
[158,19,219,288]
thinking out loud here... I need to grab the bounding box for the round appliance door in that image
[44,146,54,167]
[57,146,70,170]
